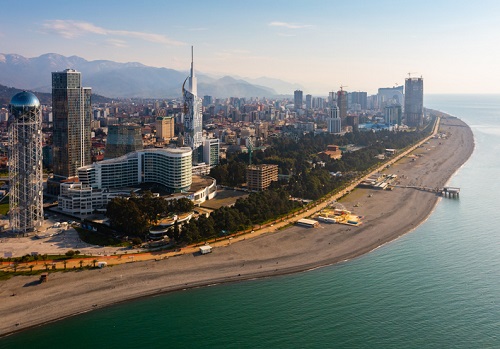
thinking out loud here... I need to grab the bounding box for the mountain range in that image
[0,53,302,99]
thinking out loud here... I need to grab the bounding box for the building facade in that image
[52,69,92,179]
[327,106,341,133]
[246,164,279,191]
[8,92,44,234]
[203,138,220,167]
[305,94,312,109]
[156,116,175,141]
[294,90,303,111]
[385,104,402,125]
[77,148,193,193]
[404,77,424,128]
[182,47,203,163]
[105,124,143,159]
[337,89,348,123]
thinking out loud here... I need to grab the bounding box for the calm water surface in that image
[2,95,500,348]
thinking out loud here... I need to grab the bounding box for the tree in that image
[63,260,67,270]
[65,250,75,257]
[79,260,83,269]
[29,265,34,273]
[92,259,98,268]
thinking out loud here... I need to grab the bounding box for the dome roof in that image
[10,91,40,110]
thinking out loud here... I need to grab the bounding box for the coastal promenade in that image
[0,115,474,336]
[0,117,441,271]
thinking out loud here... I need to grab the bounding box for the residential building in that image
[52,69,92,179]
[246,164,278,191]
[327,106,341,133]
[156,116,175,141]
[337,89,348,123]
[203,138,220,167]
[404,77,424,128]
[385,104,402,125]
[294,90,303,111]
[105,124,143,159]
[77,148,192,193]
[305,94,313,109]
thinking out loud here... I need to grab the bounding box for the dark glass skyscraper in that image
[404,77,424,128]
[52,69,91,178]
[294,90,303,111]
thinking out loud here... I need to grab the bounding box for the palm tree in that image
[79,260,83,269]
[63,260,67,270]
[29,265,34,273]
[13,261,19,273]
[43,262,49,271]
[92,259,98,268]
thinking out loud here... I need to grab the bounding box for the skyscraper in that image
[294,90,303,111]
[8,92,44,234]
[105,124,143,159]
[327,106,341,134]
[404,77,424,128]
[337,89,348,123]
[305,94,313,109]
[156,116,175,141]
[182,47,203,163]
[52,69,91,178]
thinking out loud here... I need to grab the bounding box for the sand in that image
[0,116,474,336]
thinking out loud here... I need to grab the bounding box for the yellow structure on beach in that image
[315,206,362,226]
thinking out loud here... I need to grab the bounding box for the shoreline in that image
[0,114,475,337]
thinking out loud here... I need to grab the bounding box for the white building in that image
[203,138,220,167]
[77,148,192,192]
[327,106,341,134]
[183,47,203,163]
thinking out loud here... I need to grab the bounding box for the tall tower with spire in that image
[183,46,203,163]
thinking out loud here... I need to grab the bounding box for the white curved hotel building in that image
[77,148,192,192]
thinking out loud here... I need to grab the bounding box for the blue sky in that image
[2,0,500,94]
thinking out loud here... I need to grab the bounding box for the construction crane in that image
[339,85,348,92]
[407,72,418,78]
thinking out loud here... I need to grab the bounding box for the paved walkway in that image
[1,119,440,272]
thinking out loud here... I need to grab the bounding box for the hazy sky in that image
[2,0,500,94]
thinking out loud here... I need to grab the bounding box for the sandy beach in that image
[0,115,474,336]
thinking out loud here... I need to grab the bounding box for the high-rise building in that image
[305,94,313,109]
[8,92,44,234]
[350,91,368,110]
[183,47,203,163]
[294,90,303,111]
[77,148,192,193]
[52,69,91,179]
[328,91,337,108]
[156,116,175,141]
[337,89,348,123]
[385,104,402,125]
[404,77,424,128]
[105,124,143,159]
[246,164,278,191]
[203,95,213,107]
[327,106,341,134]
[378,86,404,110]
[346,115,359,131]
[203,138,220,167]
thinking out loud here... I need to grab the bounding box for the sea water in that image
[2,95,500,348]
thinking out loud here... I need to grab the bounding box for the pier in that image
[441,187,460,198]
[392,185,460,198]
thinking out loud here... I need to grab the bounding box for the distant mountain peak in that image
[0,53,288,98]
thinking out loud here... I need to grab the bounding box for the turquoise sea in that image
[2,95,500,348]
